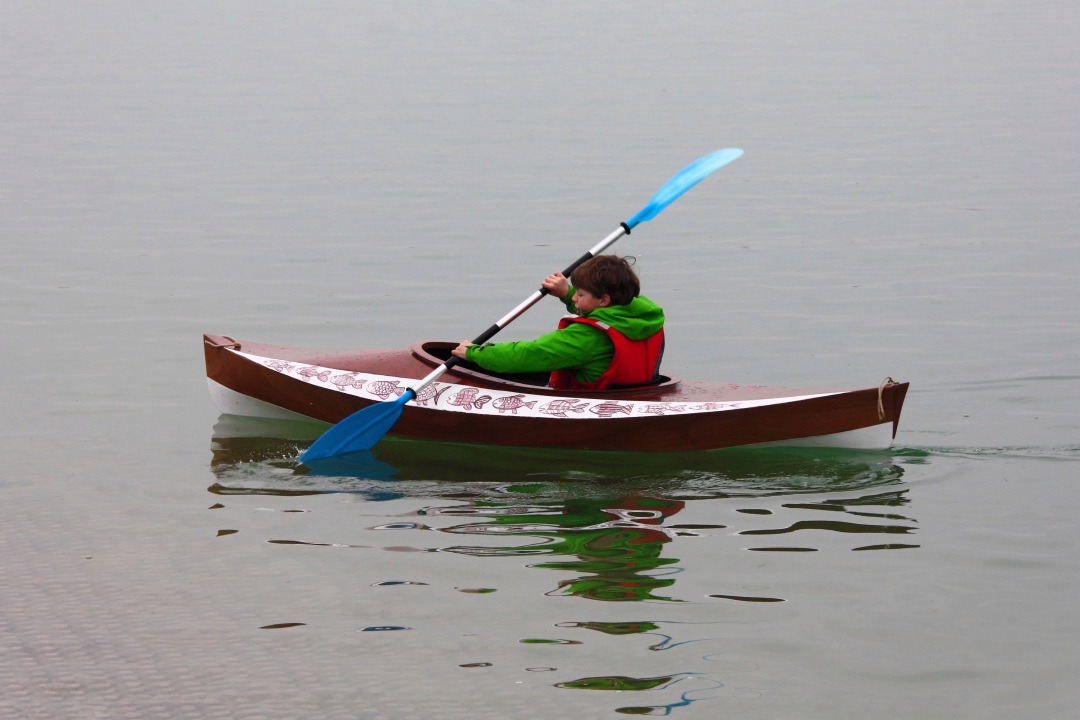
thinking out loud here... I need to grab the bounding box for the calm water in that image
[3,2,1078,718]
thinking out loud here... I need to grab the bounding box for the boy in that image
[451,255,665,390]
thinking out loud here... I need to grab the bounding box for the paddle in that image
[299,148,744,462]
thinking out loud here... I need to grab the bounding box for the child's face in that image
[572,287,610,315]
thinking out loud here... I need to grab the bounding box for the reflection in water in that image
[557,674,678,690]
[432,497,686,602]
[208,415,919,601]
[554,671,726,716]
[707,594,784,603]
[551,620,733,714]
[738,489,920,552]
[208,415,909,500]
[208,415,919,715]
[557,620,705,652]
[359,626,411,632]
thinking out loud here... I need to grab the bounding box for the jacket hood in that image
[583,295,665,340]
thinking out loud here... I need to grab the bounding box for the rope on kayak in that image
[205,336,240,349]
[877,377,896,421]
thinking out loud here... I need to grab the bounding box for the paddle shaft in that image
[299,149,743,461]
[406,222,632,397]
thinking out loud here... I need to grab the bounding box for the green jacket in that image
[465,292,665,382]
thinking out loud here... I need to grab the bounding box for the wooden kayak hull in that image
[204,334,909,452]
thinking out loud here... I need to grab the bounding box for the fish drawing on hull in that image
[366,380,406,400]
[690,402,740,411]
[296,366,331,383]
[330,373,366,391]
[448,387,492,411]
[539,399,589,418]
[491,394,537,415]
[263,360,295,373]
[589,401,633,418]
[414,384,449,406]
[639,404,688,416]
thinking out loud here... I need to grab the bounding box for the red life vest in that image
[549,316,665,391]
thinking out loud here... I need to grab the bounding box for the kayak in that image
[203,334,909,452]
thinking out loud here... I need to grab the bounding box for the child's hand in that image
[542,271,569,299]
[451,340,472,359]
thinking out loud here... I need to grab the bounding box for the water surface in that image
[2,2,1078,718]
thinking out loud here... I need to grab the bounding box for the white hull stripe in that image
[235,349,840,420]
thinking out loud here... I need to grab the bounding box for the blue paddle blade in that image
[625,148,743,229]
[299,390,415,463]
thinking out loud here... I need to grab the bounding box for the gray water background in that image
[2,2,1078,718]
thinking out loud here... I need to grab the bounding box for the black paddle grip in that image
[560,251,595,279]
[470,323,504,347]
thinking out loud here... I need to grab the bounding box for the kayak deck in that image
[204,334,909,452]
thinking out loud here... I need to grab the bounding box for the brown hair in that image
[571,255,640,306]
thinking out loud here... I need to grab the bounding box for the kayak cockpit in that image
[411,341,682,397]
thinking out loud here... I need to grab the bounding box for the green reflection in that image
[556,674,676,691]
[561,621,662,635]
[441,496,686,602]
[209,416,908,500]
